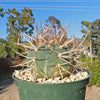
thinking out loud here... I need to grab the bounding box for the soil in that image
[0,58,100,100]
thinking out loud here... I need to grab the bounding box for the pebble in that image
[14,70,89,84]
[37,78,43,82]
[46,78,53,83]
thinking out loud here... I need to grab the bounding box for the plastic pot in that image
[12,69,91,100]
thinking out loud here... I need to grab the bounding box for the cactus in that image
[15,24,84,80]
[27,44,73,78]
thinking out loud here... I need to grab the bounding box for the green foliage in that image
[81,19,100,56]
[93,19,100,52]
[45,16,61,29]
[0,44,7,58]
[80,57,100,87]
[81,21,98,40]
[6,7,35,36]
[81,20,99,63]
[0,38,7,58]
[0,7,4,17]
[81,21,91,27]
[0,37,18,58]
[5,7,35,58]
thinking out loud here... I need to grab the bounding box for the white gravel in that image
[14,69,89,84]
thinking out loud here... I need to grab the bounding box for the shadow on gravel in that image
[0,58,23,94]
[0,86,8,94]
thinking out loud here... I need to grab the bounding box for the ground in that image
[0,58,100,100]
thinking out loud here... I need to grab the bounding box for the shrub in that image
[80,57,100,87]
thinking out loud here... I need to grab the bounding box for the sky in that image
[0,0,100,39]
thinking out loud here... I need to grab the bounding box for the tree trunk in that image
[90,38,93,63]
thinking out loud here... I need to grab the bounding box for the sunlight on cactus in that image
[14,24,88,82]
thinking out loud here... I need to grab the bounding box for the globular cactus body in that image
[27,45,72,78]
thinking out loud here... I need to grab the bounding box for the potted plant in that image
[13,24,91,100]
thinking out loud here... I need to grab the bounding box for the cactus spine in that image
[15,24,83,80]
